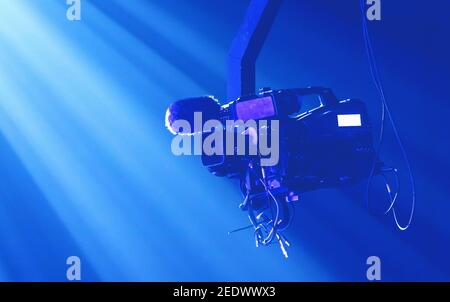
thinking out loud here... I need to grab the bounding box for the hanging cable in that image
[359,0,416,230]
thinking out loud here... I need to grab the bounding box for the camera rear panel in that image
[286,99,375,192]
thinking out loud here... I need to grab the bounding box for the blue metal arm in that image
[227,0,283,101]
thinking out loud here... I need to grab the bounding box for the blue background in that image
[0,0,449,281]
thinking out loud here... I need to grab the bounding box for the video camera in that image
[166,86,379,255]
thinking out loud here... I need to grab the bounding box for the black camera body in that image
[201,87,376,199]
[166,86,378,248]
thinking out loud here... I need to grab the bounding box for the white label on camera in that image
[337,114,362,127]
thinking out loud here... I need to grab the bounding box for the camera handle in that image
[286,87,339,107]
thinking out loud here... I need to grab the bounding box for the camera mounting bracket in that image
[227,0,283,101]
